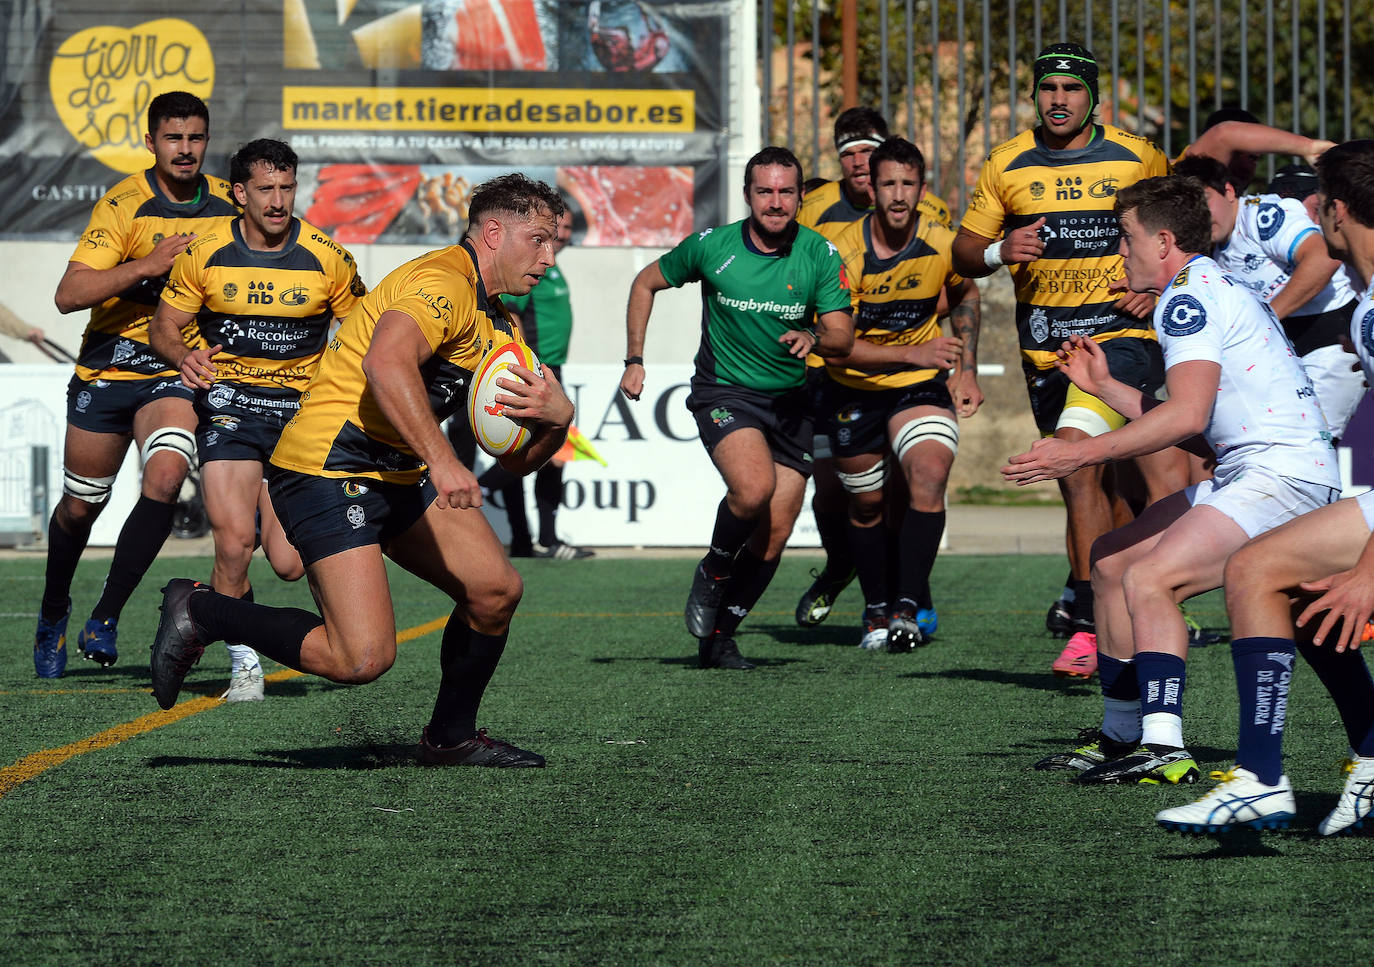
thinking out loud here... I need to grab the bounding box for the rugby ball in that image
[468,341,542,457]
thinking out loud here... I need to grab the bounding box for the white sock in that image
[226,643,261,673]
[1141,711,1185,749]
[1102,698,1141,744]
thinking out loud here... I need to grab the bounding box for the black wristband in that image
[624,356,644,367]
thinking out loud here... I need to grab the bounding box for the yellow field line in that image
[0,614,449,800]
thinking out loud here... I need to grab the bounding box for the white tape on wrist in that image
[983,240,1006,269]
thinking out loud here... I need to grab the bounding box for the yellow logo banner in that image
[49,19,215,174]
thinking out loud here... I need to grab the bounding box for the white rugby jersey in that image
[1349,277,1374,384]
[1215,194,1354,317]
[1156,255,1338,486]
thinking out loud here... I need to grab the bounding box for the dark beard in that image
[748,214,799,254]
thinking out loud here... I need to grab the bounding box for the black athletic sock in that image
[1298,639,1374,755]
[427,611,508,747]
[814,503,854,577]
[446,417,478,469]
[712,550,781,637]
[90,496,175,622]
[187,589,320,671]
[702,499,756,578]
[897,509,945,610]
[479,464,530,549]
[41,512,89,622]
[1060,571,1076,603]
[223,586,253,646]
[1070,580,1095,626]
[848,520,889,611]
[534,462,564,547]
[499,481,531,549]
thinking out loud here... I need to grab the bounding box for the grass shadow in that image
[145,742,419,771]
[900,666,1097,695]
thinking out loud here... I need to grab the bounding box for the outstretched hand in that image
[1052,334,1111,398]
[1296,567,1374,652]
[1001,436,1084,485]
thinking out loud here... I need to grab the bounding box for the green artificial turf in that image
[1,551,1371,965]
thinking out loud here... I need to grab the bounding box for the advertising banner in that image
[0,0,729,245]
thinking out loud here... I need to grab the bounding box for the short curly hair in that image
[465,174,565,234]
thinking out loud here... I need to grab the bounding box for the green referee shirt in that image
[658,219,851,394]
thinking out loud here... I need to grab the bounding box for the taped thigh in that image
[1058,384,1126,437]
[837,456,888,494]
[141,426,197,468]
[62,469,116,504]
[892,415,959,461]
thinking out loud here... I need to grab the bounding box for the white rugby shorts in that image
[1187,465,1339,539]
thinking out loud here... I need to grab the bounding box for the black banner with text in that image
[0,0,728,244]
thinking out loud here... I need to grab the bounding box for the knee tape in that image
[838,458,888,494]
[141,426,197,468]
[892,415,959,461]
[1055,407,1114,439]
[62,469,116,504]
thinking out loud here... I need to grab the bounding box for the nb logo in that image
[247,281,275,305]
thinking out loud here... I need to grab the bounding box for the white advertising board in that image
[478,363,821,549]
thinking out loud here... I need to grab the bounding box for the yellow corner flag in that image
[554,425,608,466]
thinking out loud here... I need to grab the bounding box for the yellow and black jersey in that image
[68,169,238,381]
[826,213,963,391]
[270,239,525,484]
[162,216,364,397]
[799,180,954,243]
[798,183,951,371]
[960,123,1169,369]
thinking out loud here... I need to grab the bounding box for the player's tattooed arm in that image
[946,278,983,417]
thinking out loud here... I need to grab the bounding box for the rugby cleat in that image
[1034,727,1138,773]
[1182,607,1225,647]
[150,580,211,710]
[78,617,118,667]
[418,727,545,767]
[535,540,594,560]
[221,665,265,702]
[1155,768,1295,834]
[1075,743,1201,785]
[1045,597,1074,638]
[886,611,927,653]
[33,602,71,679]
[795,565,857,627]
[698,635,754,671]
[857,607,889,651]
[685,562,727,639]
[1318,751,1374,836]
[1052,631,1098,679]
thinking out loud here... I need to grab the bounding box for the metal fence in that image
[760,0,1364,211]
